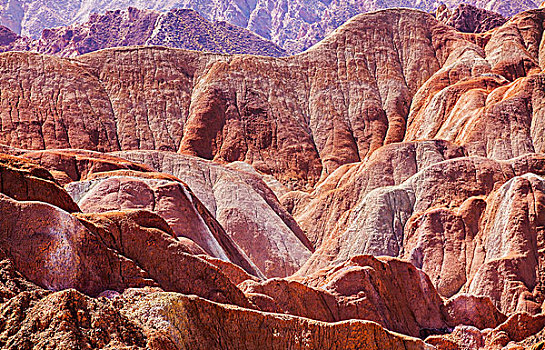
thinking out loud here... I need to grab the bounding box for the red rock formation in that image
[285,140,466,247]
[0,9,473,189]
[115,150,312,278]
[243,255,506,338]
[428,313,545,349]
[1,144,545,346]
[2,6,545,349]
[119,288,433,350]
[0,152,254,308]
[0,153,79,212]
[298,153,545,317]
[0,7,533,191]
[22,149,155,185]
[68,173,262,276]
[405,10,545,160]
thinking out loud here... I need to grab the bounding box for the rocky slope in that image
[0,7,286,57]
[0,8,536,189]
[0,9,466,189]
[0,0,539,54]
[2,5,545,350]
[0,147,542,349]
[436,3,507,33]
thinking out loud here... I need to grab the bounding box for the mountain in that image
[436,3,507,33]
[0,7,286,57]
[0,0,539,54]
[3,6,545,350]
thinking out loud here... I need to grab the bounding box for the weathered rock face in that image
[2,145,545,347]
[120,290,432,350]
[0,51,120,152]
[66,175,256,270]
[298,153,545,317]
[436,3,507,33]
[428,313,545,349]
[4,5,545,349]
[285,140,466,247]
[462,173,545,314]
[0,152,79,212]
[0,261,434,350]
[0,9,475,189]
[242,255,505,338]
[115,150,313,278]
[0,152,254,308]
[0,7,286,57]
[404,9,545,161]
[0,7,536,192]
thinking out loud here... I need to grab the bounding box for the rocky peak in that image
[436,3,507,33]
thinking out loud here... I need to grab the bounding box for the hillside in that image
[1,6,545,349]
[0,7,286,57]
[0,0,539,53]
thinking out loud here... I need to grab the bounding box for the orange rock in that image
[75,210,252,307]
[0,153,79,213]
[121,291,432,350]
[22,149,154,185]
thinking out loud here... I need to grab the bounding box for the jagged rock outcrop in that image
[0,7,286,57]
[0,258,434,349]
[436,3,507,33]
[0,260,435,350]
[0,282,152,349]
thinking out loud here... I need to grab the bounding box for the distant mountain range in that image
[0,7,286,57]
[0,0,540,54]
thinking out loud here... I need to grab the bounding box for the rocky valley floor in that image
[1,5,545,350]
